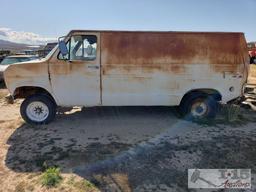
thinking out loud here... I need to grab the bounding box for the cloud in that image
[0,27,56,45]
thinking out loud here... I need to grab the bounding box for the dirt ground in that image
[1,86,256,192]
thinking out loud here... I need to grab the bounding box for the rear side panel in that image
[100,32,247,106]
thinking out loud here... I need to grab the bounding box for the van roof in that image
[68,30,244,35]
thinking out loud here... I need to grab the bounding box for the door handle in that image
[87,65,99,69]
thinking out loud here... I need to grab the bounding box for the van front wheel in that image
[180,95,217,119]
[20,94,56,124]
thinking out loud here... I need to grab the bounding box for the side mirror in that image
[58,40,68,57]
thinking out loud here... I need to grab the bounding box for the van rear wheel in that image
[20,94,56,125]
[179,94,217,120]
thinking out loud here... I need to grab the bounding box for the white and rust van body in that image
[3,30,249,124]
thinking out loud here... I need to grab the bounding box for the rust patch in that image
[101,32,247,73]
[7,62,47,75]
[50,63,70,75]
[103,64,186,75]
[5,62,48,85]
[170,65,185,73]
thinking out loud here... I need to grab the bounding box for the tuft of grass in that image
[41,167,62,188]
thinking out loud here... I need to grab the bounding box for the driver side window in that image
[70,35,97,61]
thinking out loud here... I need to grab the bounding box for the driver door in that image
[49,32,101,107]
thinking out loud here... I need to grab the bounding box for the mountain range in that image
[0,39,40,52]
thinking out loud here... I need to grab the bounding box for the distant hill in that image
[0,39,40,52]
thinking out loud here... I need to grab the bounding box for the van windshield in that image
[45,44,58,59]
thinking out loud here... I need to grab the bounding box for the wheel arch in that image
[13,86,57,105]
[179,88,222,106]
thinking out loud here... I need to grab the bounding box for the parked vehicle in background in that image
[38,43,58,58]
[4,30,249,124]
[0,55,39,81]
[0,56,5,63]
[0,50,11,63]
[248,42,256,64]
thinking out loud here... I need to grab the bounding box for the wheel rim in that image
[191,99,208,118]
[26,101,49,122]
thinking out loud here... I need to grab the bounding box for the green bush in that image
[41,167,62,187]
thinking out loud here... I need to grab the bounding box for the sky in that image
[0,0,255,44]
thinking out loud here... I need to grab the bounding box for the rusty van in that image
[3,30,249,124]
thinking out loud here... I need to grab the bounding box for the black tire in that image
[179,93,217,120]
[20,94,56,125]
